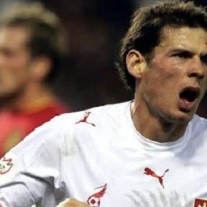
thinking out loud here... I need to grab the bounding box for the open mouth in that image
[179,87,200,102]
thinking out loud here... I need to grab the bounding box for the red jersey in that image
[0,101,69,158]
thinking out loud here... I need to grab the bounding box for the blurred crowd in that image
[0,0,206,117]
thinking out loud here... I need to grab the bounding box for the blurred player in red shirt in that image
[0,2,70,157]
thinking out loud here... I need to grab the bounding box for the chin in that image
[163,110,194,124]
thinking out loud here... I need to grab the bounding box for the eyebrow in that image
[171,48,207,56]
[171,48,194,54]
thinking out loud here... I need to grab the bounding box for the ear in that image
[126,49,147,78]
[30,56,52,81]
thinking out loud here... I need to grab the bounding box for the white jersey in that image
[0,101,207,207]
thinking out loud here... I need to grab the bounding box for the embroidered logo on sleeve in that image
[87,184,107,207]
[0,157,14,174]
[194,199,207,207]
[0,154,17,184]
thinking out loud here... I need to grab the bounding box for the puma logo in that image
[76,111,95,127]
[144,167,169,188]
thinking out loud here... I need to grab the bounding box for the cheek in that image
[146,64,180,89]
[142,69,168,90]
[141,70,176,104]
[6,57,30,79]
[141,74,161,102]
[8,58,28,72]
[1,62,30,88]
[151,57,181,78]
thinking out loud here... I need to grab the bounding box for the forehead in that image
[0,26,30,48]
[158,26,207,52]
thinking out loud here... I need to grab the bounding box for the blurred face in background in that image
[0,26,34,103]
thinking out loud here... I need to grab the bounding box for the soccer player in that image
[0,2,70,157]
[1,1,207,207]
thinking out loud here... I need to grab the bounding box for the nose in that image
[188,56,205,80]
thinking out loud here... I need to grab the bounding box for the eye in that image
[200,55,207,65]
[172,51,192,59]
[0,48,15,58]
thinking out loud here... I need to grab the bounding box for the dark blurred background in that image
[0,0,206,117]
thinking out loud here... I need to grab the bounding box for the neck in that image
[130,101,188,143]
[1,84,57,112]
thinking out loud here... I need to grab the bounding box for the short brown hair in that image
[117,1,207,91]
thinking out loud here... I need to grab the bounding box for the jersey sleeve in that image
[0,116,67,207]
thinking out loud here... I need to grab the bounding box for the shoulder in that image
[48,101,131,127]
[187,115,207,143]
[69,101,130,128]
[190,114,207,131]
[11,101,131,156]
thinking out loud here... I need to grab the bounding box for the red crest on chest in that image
[194,198,207,207]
